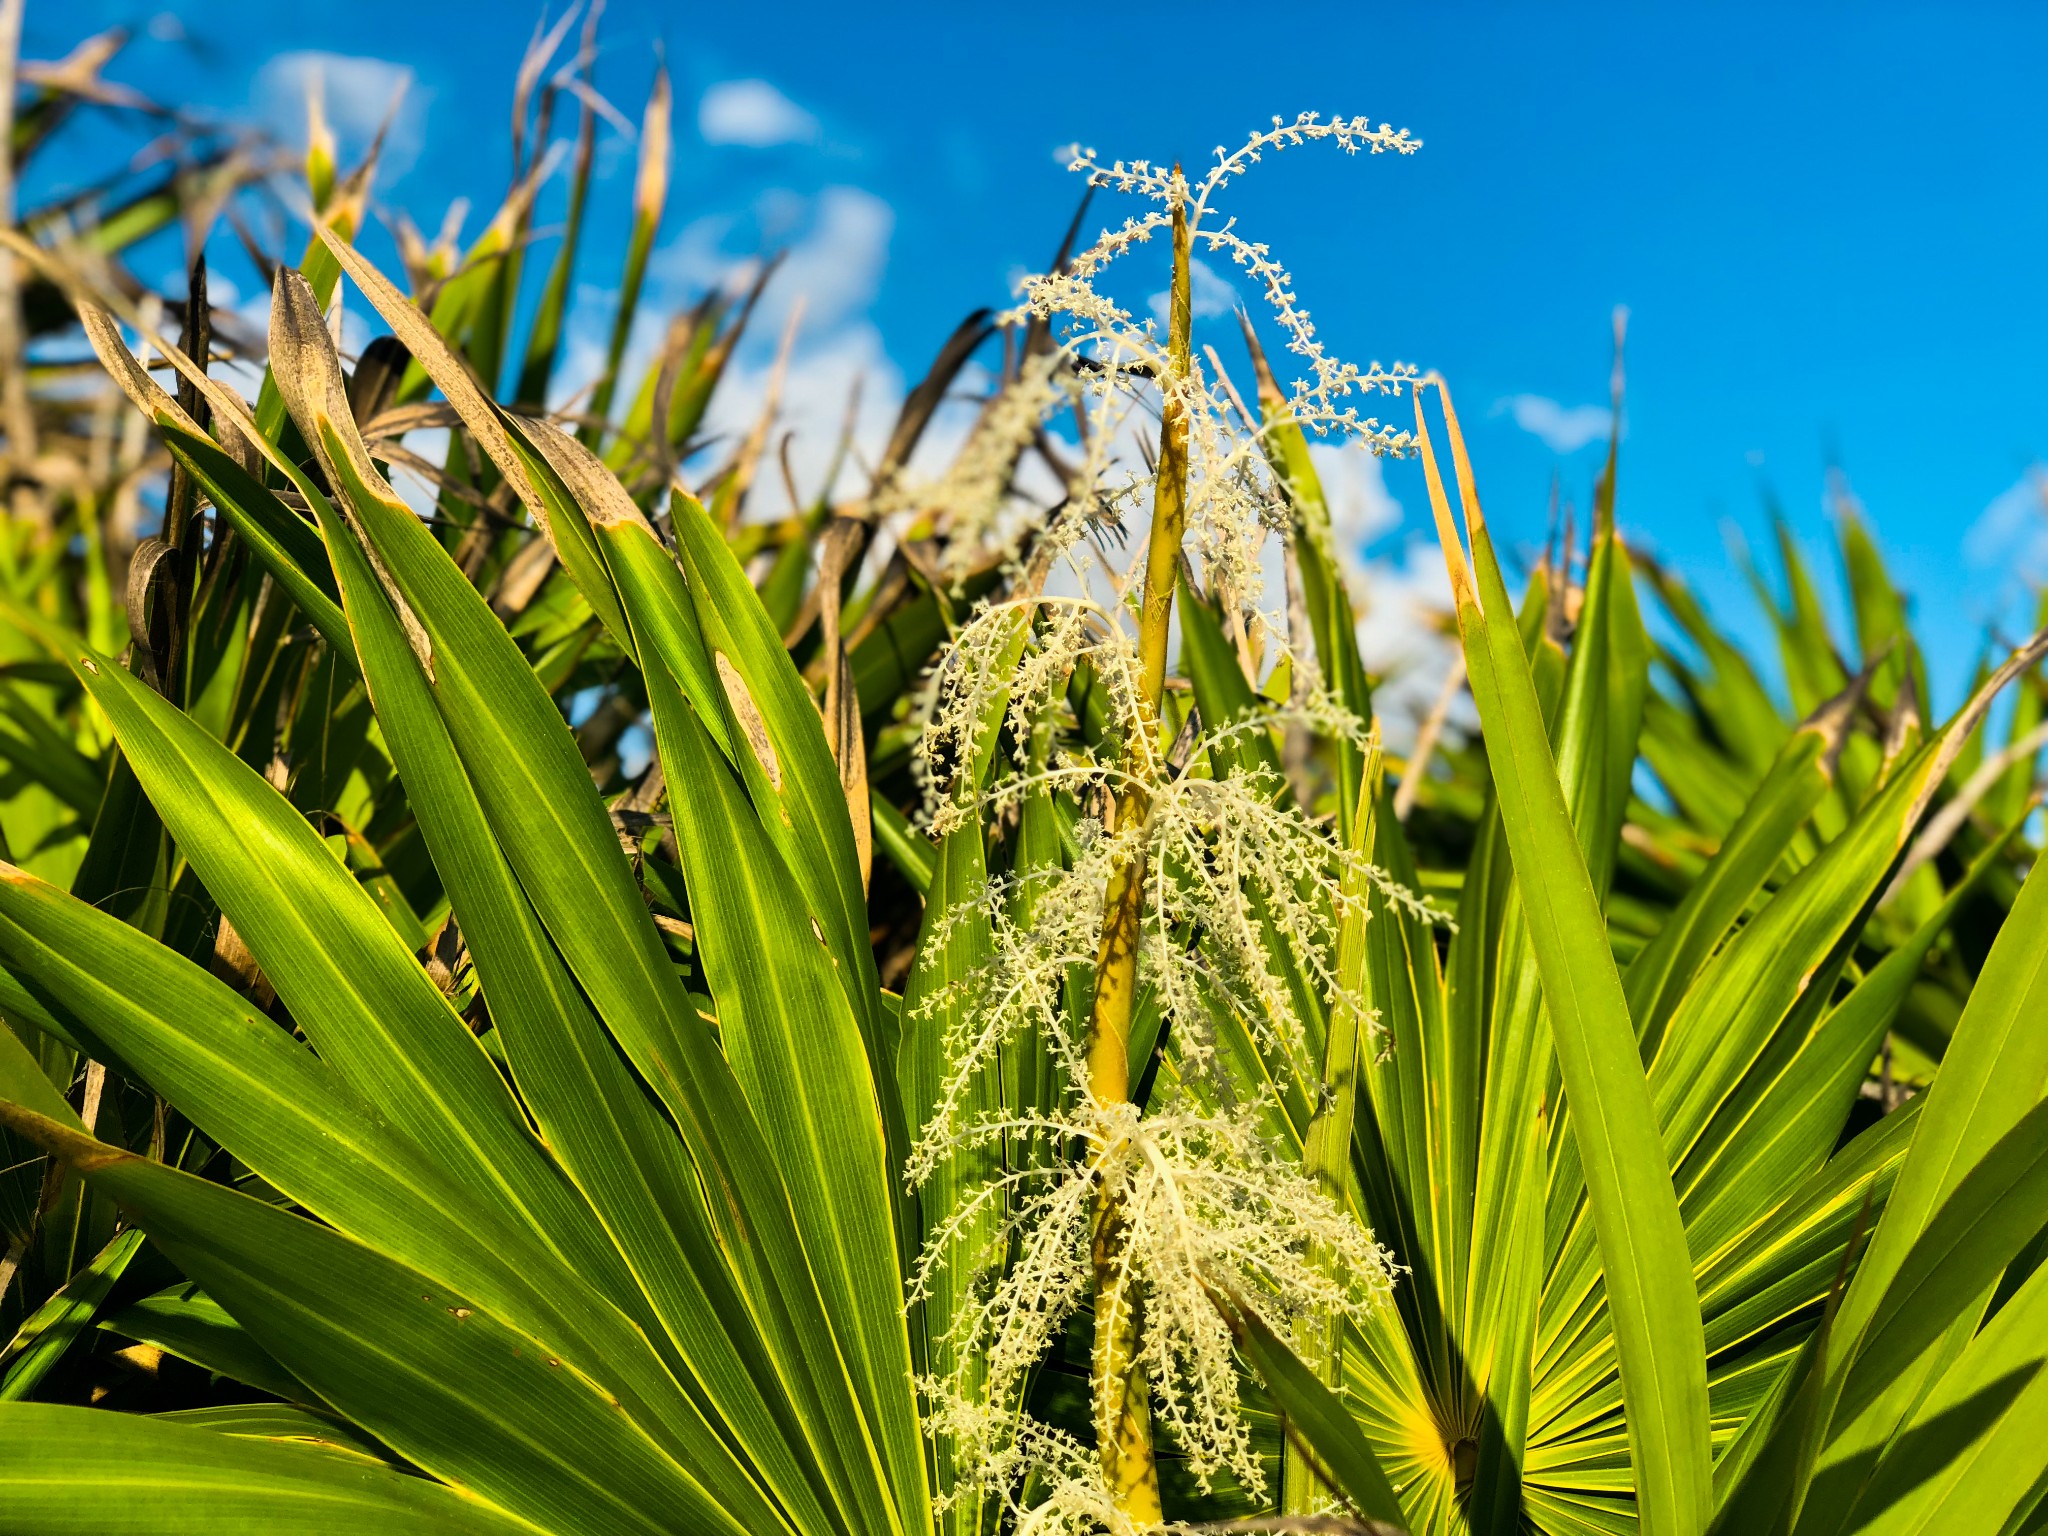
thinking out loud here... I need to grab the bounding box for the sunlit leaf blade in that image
[1414,380,1710,1536]
[1541,653,2015,1391]
[149,1404,398,1469]
[1707,1312,1836,1536]
[4,602,618,1293]
[1622,680,1839,1055]
[269,266,916,1536]
[1647,726,1958,1189]
[1841,1261,2048,1536]
[638,638,927,1534]
[307,426,847,1536]
[1806,776,2048,1526]
[0,858,704,1453]
[1675,826,2017,1267]
[1477,512,1645,1533]
[1176,572,1281,780]
[155,423,350,660]
[1225,1293,1408,1531]
[671,495,887,1054]
[898,823,996,1529]
[315,229,633,648]
[1242,320,1374,836]
[1834,824,2048,1317]
[0,1103,767,1536]
[0,1403,550,1535]
[99,1286,314,1405]
[1834,1096,2048,1431]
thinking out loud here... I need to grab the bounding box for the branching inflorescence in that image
[875,116,1422,608]
[902,114,1442,1532]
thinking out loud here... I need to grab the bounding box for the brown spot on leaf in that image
[716,652,782,790]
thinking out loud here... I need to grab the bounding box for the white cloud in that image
[1296,448,1463,752]
[1964,469,2047,572]
[1352,534,1465,754]
[553,184,904,522]
[253,51,426,186]
[757,186,892,332]
[1497,393,1612,454]
[1308,441,1402,551]
[1148,257,1239,328]
[646,185,893,336]
[1954,468,2048,644]
[698,79,820,148]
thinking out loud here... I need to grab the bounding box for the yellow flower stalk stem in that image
[1086,784,1162,1530]
[1083,184,1192,1530]
[1135,193,1194,720]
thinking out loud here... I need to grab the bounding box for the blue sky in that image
[29,0,2048,708]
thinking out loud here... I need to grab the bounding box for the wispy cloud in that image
[1294,442,1465,750]
[555,184,902,520]
[253,52,426,185]
[1951,466,2048,639]
[1308,441,1402,549]
[1496,393,1612,454]
[698,79,820,148]
[1353,536,1465,752]
[652,185,891,331]
[1964,467,2048,572]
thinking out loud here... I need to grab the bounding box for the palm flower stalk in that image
[1084,183,1192,1529]
[904,119,1425,1533]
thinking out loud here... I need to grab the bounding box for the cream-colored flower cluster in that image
[1057,115,1422,436]
[914,1094,1398,1530]
[908,604,1442,1523]
[910,605,1448,1154]
[871,115,1422,616]
[903,112,1436,1530]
